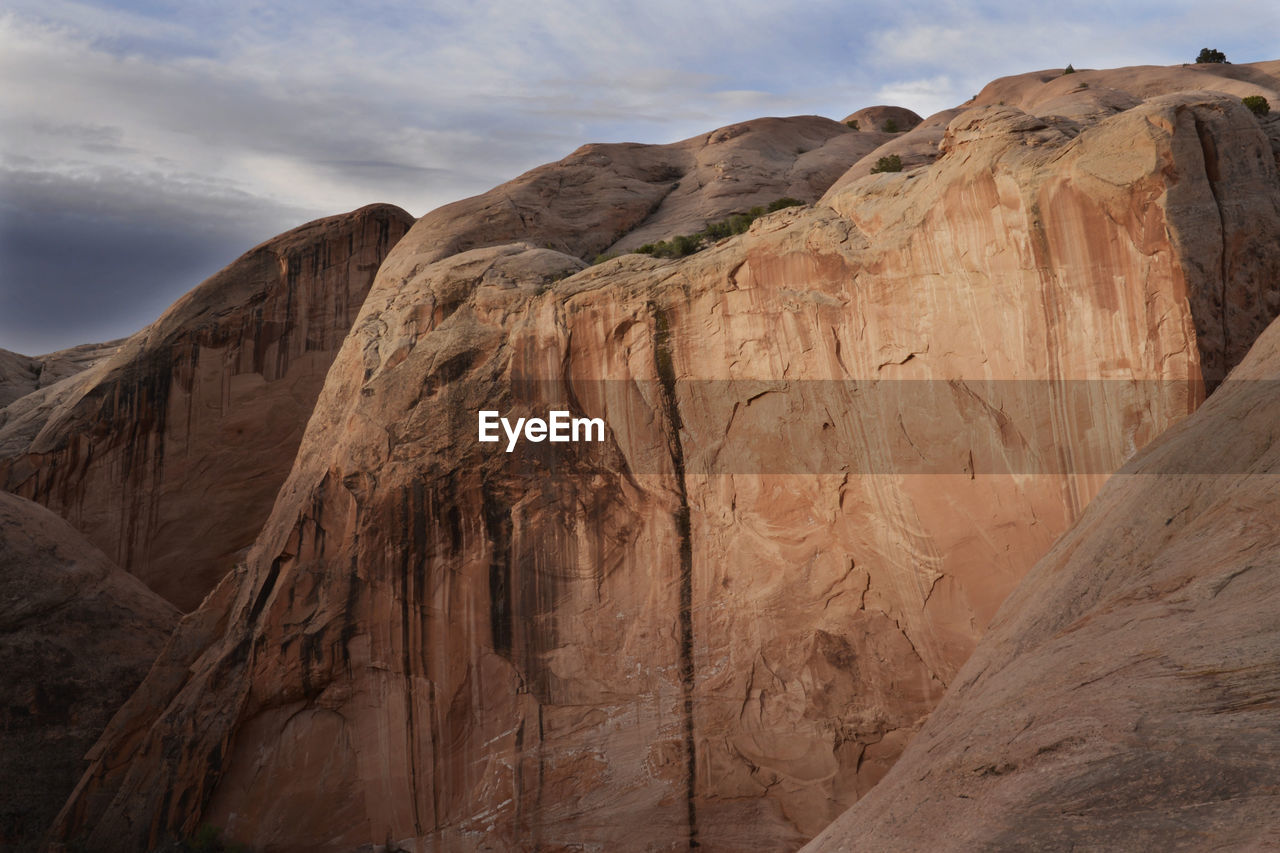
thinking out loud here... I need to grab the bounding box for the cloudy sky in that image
[1,1,1275,354]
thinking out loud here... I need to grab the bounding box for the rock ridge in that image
[0,203,414,609]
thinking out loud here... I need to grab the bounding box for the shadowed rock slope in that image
[0,492,177,851]
[47,63,1280,851]
[0,204,413,610]
[803,301,1280,853]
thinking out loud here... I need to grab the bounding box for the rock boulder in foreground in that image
[0,492,177,850]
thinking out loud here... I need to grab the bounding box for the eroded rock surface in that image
[0,491,177,850]
[47,64,1280,852]
[0,204,413,610]
[803,300,1280,853]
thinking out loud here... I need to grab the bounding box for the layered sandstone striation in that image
[0,492,177,850]
[0,204,414,610]
[48,63,1280,851]
[803,302,1280,853]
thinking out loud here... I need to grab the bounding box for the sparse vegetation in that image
[883,118,900,133]
[767,197,804,212]
[1063,64,1076,75]
[845,119,860,130]
[635,232,706,259]
[632,198,805,259]
[1196,47,1227,64]
[1243,95,1271,116]
[870,154,903,174]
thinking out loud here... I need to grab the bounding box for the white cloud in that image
[873,76,960,120]
[1,1,1277,351]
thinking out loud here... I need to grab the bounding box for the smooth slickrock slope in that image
[803,298,1280,853]
[49,63,1280,851]
[0,204,413,610]
[0,492,177,851]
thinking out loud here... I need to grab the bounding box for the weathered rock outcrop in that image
[841,105,923,133]
[0,341,120,410]
[0,350,35,410]
[0,204,413,610]
[803,299,1280,853]
[404,115,895,261]
[974,61,1280,117]
[48,64,1280,851]
[0,491,177,850]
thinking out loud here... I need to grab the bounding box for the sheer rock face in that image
[802,308,1280,853]
[0,491,177,850]
[0,204,414,610]
[51,78,1280,851]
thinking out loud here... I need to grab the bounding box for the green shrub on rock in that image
[767,197,803,212]
[870,154,903,174]
[1243,95,1271,116]
[629,197,807,260]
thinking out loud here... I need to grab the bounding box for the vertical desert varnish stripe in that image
[649,301,700,848]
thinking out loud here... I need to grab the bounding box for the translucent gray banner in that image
[451,378,1268,475]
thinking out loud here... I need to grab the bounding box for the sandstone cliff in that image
[0,204,414,610]
[802,286,1280,853]
[47,63,1280,851]
[0,491,177,851]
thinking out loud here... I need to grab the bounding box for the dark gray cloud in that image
[0,167,317,354]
